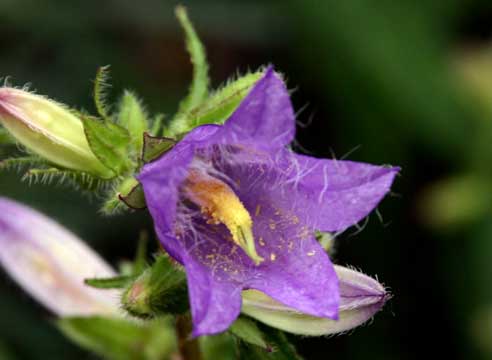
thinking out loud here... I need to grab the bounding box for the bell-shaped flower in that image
[139,67,398,336]
[0,197,119,316]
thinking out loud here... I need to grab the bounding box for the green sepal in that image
[167,6,210,136]
[83,115,132,176]
[150,114,165,136]
[0,156,48,171]
[93,65,112,121]
[191,71,263,127]
[118,90,149,154]
[57,316,177,360]
[237,326,302,360]
[142,132,176,163]
[21,168,107,192]
[119,181,146,210]
[84,275,134,289]
[122,254,188,318]
[229,317,270,350]
[164,70,263,138]
[102,177,146,214]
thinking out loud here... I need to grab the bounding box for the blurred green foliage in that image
[2,0,492,359]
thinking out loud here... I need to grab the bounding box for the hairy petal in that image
[282,153,399,232]
[209,66,295,150]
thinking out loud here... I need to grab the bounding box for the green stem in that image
[176,314,202,360]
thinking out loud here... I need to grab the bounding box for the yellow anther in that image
[183,169,264,265]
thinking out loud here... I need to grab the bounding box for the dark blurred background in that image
[2,0,492,359]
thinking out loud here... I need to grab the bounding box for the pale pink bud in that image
[0,197,119,316]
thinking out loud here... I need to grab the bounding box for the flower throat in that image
[183,169,264,265]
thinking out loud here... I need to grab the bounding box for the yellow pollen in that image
[270,253,276,261]
[183,169,264,265]
[259,237,265,246]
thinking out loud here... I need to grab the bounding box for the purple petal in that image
[139,124,223,260]
[209,66,295,149]
[281,153,399,232]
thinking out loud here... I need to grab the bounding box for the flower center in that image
[183,169,264,265]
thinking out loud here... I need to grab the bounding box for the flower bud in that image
[0,88,113,178]
[241,265,389,335]
[0,197,120,316]
[121,255,188,318]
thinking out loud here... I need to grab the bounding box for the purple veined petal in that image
[279,153,399,233]
[241,265,389,336]
[209,66,296,150]
[0,197,120,316]
[205,148,399,234]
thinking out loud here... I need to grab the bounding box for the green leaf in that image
[84,275,134,289]
[230,317,269,350]
[58,316,177,360]
[118,91,149,154]
[21,168,107,191]
[93,65,112,121]
[167,5,210,136]
[83,116,132,175]
[142,132,176,163]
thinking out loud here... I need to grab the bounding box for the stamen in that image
[183,169,264,265]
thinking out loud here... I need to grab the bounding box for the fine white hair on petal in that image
[0,197,120,317]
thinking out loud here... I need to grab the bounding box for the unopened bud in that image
[241,265,389,335]
[0,88,113,178]
[121,255,188,318]
[0,197,119,316]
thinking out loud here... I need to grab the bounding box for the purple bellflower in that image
[139,67,398,336]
